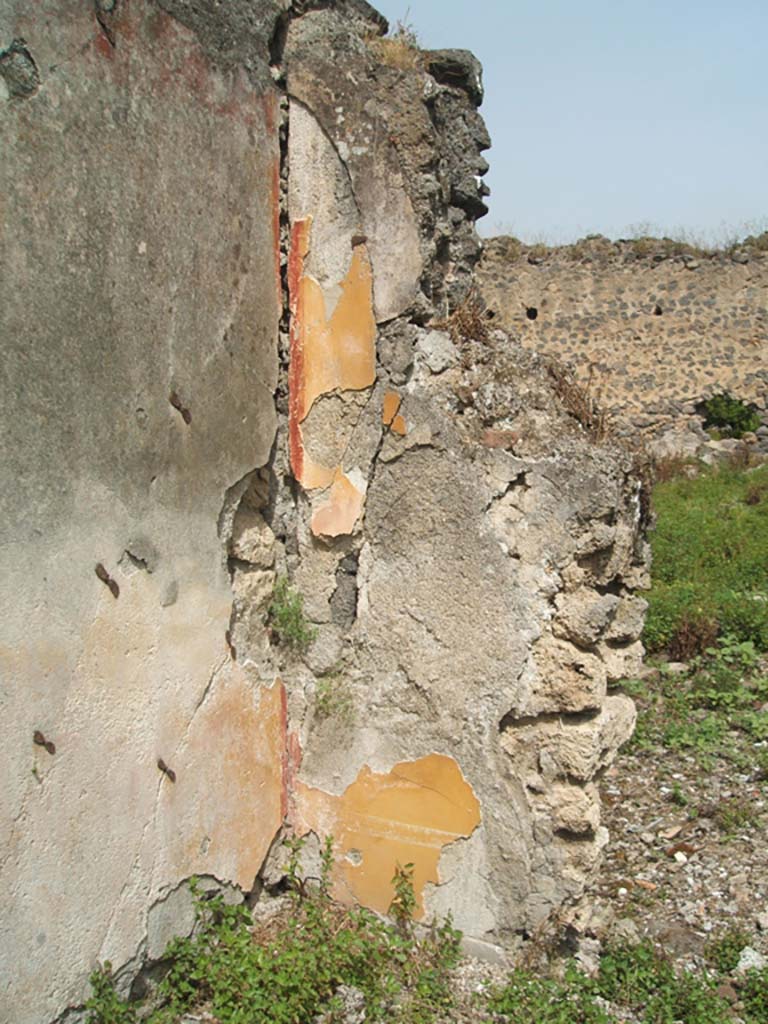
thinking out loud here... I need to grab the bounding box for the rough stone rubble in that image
[478,234,768,458]
[0,3,648,1021]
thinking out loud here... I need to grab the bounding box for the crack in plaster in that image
[404,607,444,648]
[185,652,229,731]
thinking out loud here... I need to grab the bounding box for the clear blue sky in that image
[373,1,768,244]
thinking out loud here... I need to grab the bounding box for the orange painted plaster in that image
[288,219,376,493]
[382,391,401,426]
[159,674,286,890]
[391,414,407,436]
[310,469,366,539]
[294,754,481,918]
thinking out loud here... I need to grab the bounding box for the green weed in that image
[268,575,317,653]
[489,938,768,1024]
[85,962,136,1024]
[626,637,768,769]
[741,965,768,1020]
[597,941,730,1024]
[86,840,461,1024]
[315,671,354,723]
[488,963,611,1024]
[714,796,759,837]
[706,926,753,973]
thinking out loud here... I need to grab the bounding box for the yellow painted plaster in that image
[289,222,377,525]
[294,753,481,917]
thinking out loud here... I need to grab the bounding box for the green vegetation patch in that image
[489,940,768,1024]
[623,636,768,774]
[86,840,461,1024]
[644,464,768,655]
[701,394,761,439]
[267,575,318,653]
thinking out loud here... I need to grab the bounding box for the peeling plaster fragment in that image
[382,391,401,426]
[310,467,366,539]
[288,217,376,489]
[294,753,481,917]
[379,422,433,463]
[390,414,407,437]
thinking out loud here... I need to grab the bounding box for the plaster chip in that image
[390,414,407,436]
[382,390,402,426]
[310,468,366,539]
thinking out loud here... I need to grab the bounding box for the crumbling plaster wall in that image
[272,0,646,957]
[0,3,283,1022]
[1,3,647,1022]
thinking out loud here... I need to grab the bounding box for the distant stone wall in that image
[478,236,768,448]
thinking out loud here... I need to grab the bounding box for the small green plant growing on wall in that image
[85,962,136,1024]
[389,861,418,935]
[701,394,760,439]
[268,575,317,653]
[315,670,354,723]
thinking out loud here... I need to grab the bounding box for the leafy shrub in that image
[268,575,317,653]
[701,394,760,439]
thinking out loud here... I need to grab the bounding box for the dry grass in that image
[366,20,422,71]
[433,287,491,345]
[668,613,719,661]
[652,454,700,484]
[546,360,609,442]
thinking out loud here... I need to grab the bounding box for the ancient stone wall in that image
[478,236,768,452]
[1,5,646,1022]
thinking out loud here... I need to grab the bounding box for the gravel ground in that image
[590,742,768,963]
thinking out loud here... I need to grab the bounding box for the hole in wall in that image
[653,303,663,316]
[525,306,538,321]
